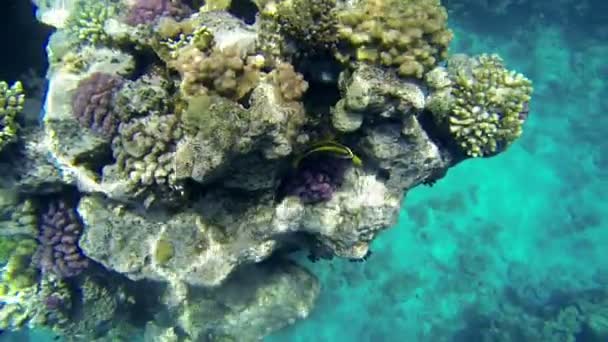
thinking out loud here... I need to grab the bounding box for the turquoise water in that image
[269,3,608,341]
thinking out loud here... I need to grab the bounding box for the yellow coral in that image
[335,0,452,78]
[0,81,25,151]
[444,54,532,157]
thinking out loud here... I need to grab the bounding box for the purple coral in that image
[72,72,124,137]
[35,200,89,278]
[125,0,190,26]
[284,157,349,204]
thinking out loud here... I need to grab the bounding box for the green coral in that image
[274,0,339,52]
[67,1,114,45]
[438,54,533,157]
[0,237,38,297]
[334,0,453,78]
[156,18,214,61]
[0,81,25,152]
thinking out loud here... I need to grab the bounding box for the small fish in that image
[293,140,362,168]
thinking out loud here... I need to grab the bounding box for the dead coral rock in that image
[172,260,319,341]
[78,195,279,287]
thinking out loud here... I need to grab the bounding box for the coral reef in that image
[71,72,125,138]
[35,200,89,278]
[0,81,25,152]
[8,0,535,339]
[272,62,309,101]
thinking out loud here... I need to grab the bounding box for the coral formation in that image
[334,0,453,78]
[66,1,113,44]
[427,54,533,157]
[103,113,183,206]
[0,81,25,151]
[272,62,309,101]
[125,0,190,26]
[35,200,89,278]
[170,44,263,100]
[283,156,350,204]
[13,0,535,339]
[71,72,125,138]
[275,0,339,52]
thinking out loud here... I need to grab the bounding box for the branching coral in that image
[0,81,25,152]
[170,45,264,100]
[428,54,533,157]
[66,1,114,45]
[71,72,125,138]
[107,113,183,205]
[35,200,89,278]
[334,0,453,78]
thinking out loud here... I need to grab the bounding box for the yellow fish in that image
[293,140,362,168]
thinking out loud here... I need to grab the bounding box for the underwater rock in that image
[78,195,279,287]
[168,260,319,341]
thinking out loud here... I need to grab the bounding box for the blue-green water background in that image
[4,0,607,341]
[268,1,608,340]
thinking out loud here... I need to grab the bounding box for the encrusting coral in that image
[427,54,533,157]
[334,0,453,78]
[0,81,25,152]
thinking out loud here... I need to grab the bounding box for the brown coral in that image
[272,63,309,102]
[170,45,264,101]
